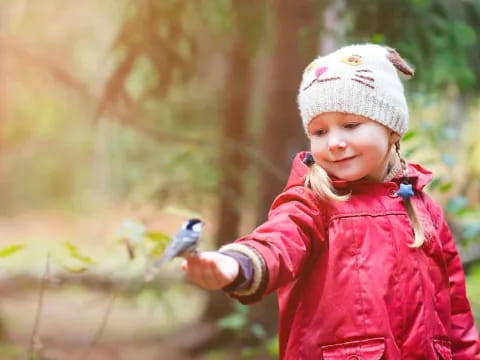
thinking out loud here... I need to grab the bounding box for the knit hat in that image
[298,44,414,136]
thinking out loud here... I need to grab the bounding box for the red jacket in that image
[234,152,480,359]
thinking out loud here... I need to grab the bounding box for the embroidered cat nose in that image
[315,66,328,78]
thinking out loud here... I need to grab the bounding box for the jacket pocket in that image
[432,338,452,360]
[321,337,385,360]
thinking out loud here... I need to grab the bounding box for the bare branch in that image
[28,252,51,359]
[77,289,119,360]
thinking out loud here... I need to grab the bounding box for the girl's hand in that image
[181,251,239,290]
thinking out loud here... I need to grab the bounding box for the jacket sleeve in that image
[225,185,326,304]
[434,202,480,358]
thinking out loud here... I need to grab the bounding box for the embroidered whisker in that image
[302,77,341,91]
[352,78,375,89]
[353,74,375,82]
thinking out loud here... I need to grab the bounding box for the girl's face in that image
[308,112,399,182]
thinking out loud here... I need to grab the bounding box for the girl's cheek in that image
[310,140,324,155]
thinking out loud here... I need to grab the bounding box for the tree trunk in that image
[180,5,260,354]
[0,8,7,213]
[0,7,9,338]
[251,0,320,337]
[215,42,252,250]
[256,0,317,223]
[202,33,254,324]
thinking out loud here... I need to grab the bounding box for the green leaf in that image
[217,303,249,331]
[250,323,267,339]
[428,177,441,191]
[145,231,170,243]
[59,263,88,274]
[401,130,418,142]
[370,33,385,44]
[408,0,431,9]
[217,313,246,330]
[0,244,25,258]
[267,336,279,356]
[147,231,171,257]
[150,242,168,257]
[438,181,453,193]
[62,242,95,265]
[452,21,476,47]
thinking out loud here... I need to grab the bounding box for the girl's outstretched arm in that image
[182,251,240,290]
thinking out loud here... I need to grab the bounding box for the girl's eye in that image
[344,123,360,129]
[313,129,326,136]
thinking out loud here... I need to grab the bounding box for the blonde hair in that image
[304,148,425,248]
[398,155,425,248]
[304,163,350,201]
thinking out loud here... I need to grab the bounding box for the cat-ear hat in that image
[298,43,414,136]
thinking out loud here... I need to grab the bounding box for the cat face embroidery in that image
[301,47,413,92]
[302,53,374,91]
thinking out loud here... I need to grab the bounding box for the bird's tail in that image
[143,253,170,282]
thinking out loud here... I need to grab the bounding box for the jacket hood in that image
[284,151,433,192]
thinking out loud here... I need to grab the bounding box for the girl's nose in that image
[327,135,347,151]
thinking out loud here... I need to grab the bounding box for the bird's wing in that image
[153,241,179,267]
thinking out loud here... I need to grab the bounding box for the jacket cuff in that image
[220,250,253,292]
[219,243,266,297]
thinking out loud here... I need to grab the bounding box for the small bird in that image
[154,218,204,267]
[144,218,204,282]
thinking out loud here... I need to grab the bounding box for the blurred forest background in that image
[1,0,480,359]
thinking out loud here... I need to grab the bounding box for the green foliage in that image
[344,0,480,93]
[0,342,22,357]
[145,231,171,257]
[217,303,278,359]
[466,264,480,327]
[54,242,97,274]
[114,218,174,262]
[217,303,249,333]
[0,244,25,258]
[402,99,480,247]
[62,242,96,265]
[199,0,235,38]
[445,196,469,215]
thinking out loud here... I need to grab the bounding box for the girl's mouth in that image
[332,156,356,164]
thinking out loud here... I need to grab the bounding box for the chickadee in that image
[154,218,204,267]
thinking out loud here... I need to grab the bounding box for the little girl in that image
[182,44,480,359]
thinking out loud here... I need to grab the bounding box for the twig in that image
[28,252,51,359]
[77,287,119,360]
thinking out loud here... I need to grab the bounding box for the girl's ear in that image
[389,131,401,145]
